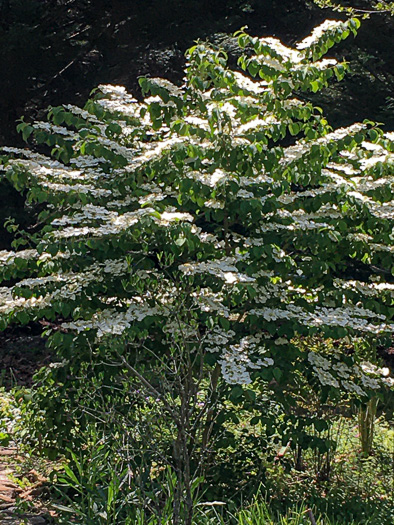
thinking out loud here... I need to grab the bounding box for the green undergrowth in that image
[4,391,392,525]
[48,415,394,524]
[260,417,394,524]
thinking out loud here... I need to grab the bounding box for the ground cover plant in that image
[0,15,394,524]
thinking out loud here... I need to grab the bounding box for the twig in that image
[120,357,178,420]
[306,508,318,525]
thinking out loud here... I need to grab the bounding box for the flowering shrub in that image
[0,17,393,449]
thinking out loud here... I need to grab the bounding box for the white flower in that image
[296,20,343,51]
[315,368,340,389]
[341,380,365,397]
[159,211,194,224]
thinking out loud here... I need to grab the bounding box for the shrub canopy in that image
[0,17,393,400]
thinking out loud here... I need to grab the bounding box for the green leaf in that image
[288,122,300,136]
[22,125,34,142]
[273,368,283,382]
[229,385,243,403]
[248,61,259,77]
[310,81,320,93]
[0,432,10,446]
[314,419,328,432]
[63,464,80,486]
[175,236,186,247]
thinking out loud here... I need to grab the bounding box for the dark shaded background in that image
[1,0,393,148]
[0,0,393,248]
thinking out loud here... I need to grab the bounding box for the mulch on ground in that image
[0,447,54,524]
[0,327,55,522]
[0,325,50,390]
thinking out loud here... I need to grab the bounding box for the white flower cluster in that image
[308,352,355,391]
[185,168,227,188]
[254,37,302,64]
[102,259,128,275]
[52,204,112,227]
[308,351,393,395]
[95,84,140,117]
[0,249,37,265]
[334,279,394,298]
[51,208,155,239]
[179,257,254,285]
[259,213,333,233]
[62,302,166,339]
[219,335,274,385]
[232,71,267,94]
[296,20,344,51]
[70,156,108,168]
[6,258,131,312]
[204,328,236,353]
[42,181,112,198]
[159,211,194,224]
[191,288,230,318]
[33,121,78,138]
[63,104,102,125]
[238,117,280,135]
[248,304,392,334]
[0,286,49,317]
[361,362,394,389]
